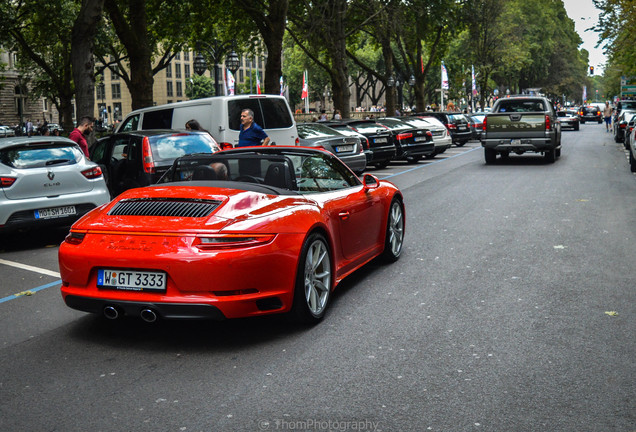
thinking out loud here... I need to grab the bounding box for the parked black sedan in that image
[323,120,396,169]
[614,110,636,143]
[297,123,367,174]
[374,117,434,163]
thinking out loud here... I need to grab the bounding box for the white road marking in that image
[0,258,60,278]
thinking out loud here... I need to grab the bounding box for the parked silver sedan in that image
[0,125,16,137]
[0,136,111,232]
[297,123,367,174]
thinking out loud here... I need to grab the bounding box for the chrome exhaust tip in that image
[103,306,120,320]
[140,308,158,323]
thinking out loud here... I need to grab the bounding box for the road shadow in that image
[64,257,387,353]
[0,226,69,252]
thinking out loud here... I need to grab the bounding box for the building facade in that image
[0,50,60,129]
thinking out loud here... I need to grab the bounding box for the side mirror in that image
[363,174,380,190]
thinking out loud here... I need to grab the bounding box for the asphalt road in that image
[1,125,634,432]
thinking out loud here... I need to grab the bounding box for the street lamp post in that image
[98,82,106,127]
[226,50,240,94]
[193,40,236,96]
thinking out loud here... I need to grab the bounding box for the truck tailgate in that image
[485,113,546,139]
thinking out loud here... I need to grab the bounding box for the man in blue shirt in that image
[237,109,270,147]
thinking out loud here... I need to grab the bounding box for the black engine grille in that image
[108,198,221,217]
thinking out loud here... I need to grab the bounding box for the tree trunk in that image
[106,0,155,110]
[71,0,106,123]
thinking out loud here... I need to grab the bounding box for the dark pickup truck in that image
[481,96,562,163]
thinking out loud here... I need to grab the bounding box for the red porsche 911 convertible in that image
[58,146,405,324]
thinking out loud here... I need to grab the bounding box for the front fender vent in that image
[109,198,221,218]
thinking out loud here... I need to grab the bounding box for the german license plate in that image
[511,139,521,145]
[335,145,354,153]
[35,206,76,219]
[374,138,387,143]
[97,269,167,292]
[415,137,428,142]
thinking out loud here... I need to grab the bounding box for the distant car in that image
[58,146,405,323]
[623,113,636,151]
[578,105,602,124]
[402,116,452,158]
[0,126,16,137]
[613,110,636,143]
[47,123,64,134]
[324,120,396,169]
[90,129,221,197]
[556,110,580,131]
[374,117,434,163]
[297,123,367,174]
[0,136,110,232]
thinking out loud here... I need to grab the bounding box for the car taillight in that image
[81,166,103,179]
[620,123,626,129]
[362,137,370,150]
[0,176,16,188]
[64,231,86,245]
[219,142,234,150]
[426,131,433,139]
[142,136,155,174]
[474,123,482,129]
[482,117,487,131]
[545,115,551,131]
[295,137,300,145]
[193,234,276,250]
[447,123,457,130]
[397,132,413,140]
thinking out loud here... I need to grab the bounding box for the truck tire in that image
[484,148,497,164]
[544,148,556,163]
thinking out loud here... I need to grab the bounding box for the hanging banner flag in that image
[582,85,587,102]
[301,70,309,99]
[256,68,261,95]
[280,76,284,96]
[441,63,449,90]
[471,65,477,96]
[227,69,235,96]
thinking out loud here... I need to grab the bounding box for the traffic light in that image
[590,66,594,75]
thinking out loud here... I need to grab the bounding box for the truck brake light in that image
[482,117,487,131]
[545,115,551,131]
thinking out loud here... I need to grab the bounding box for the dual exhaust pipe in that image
[103,305,158,323]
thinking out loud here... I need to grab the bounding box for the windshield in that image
[0,143,82,169]
[149,133,219,163]
[297,123,343,139]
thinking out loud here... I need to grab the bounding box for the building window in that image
[184,51,190,61]
[167,81,173,97]
[239,69,244,82]
[166,63,172,78]
[175,52,181,60]
[185,64,190,79]
[111,83,121,99]
[96,85,106,100]
[175,63,181,79]
[176,81,183,97]
[111,66,120,81]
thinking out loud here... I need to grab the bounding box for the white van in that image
[115,94,299,148]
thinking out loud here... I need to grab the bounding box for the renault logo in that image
[47,171,55,181]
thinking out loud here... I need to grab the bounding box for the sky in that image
[562,0,607,74]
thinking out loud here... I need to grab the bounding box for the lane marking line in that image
[0,258,60,278]
[0,280,61,304]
